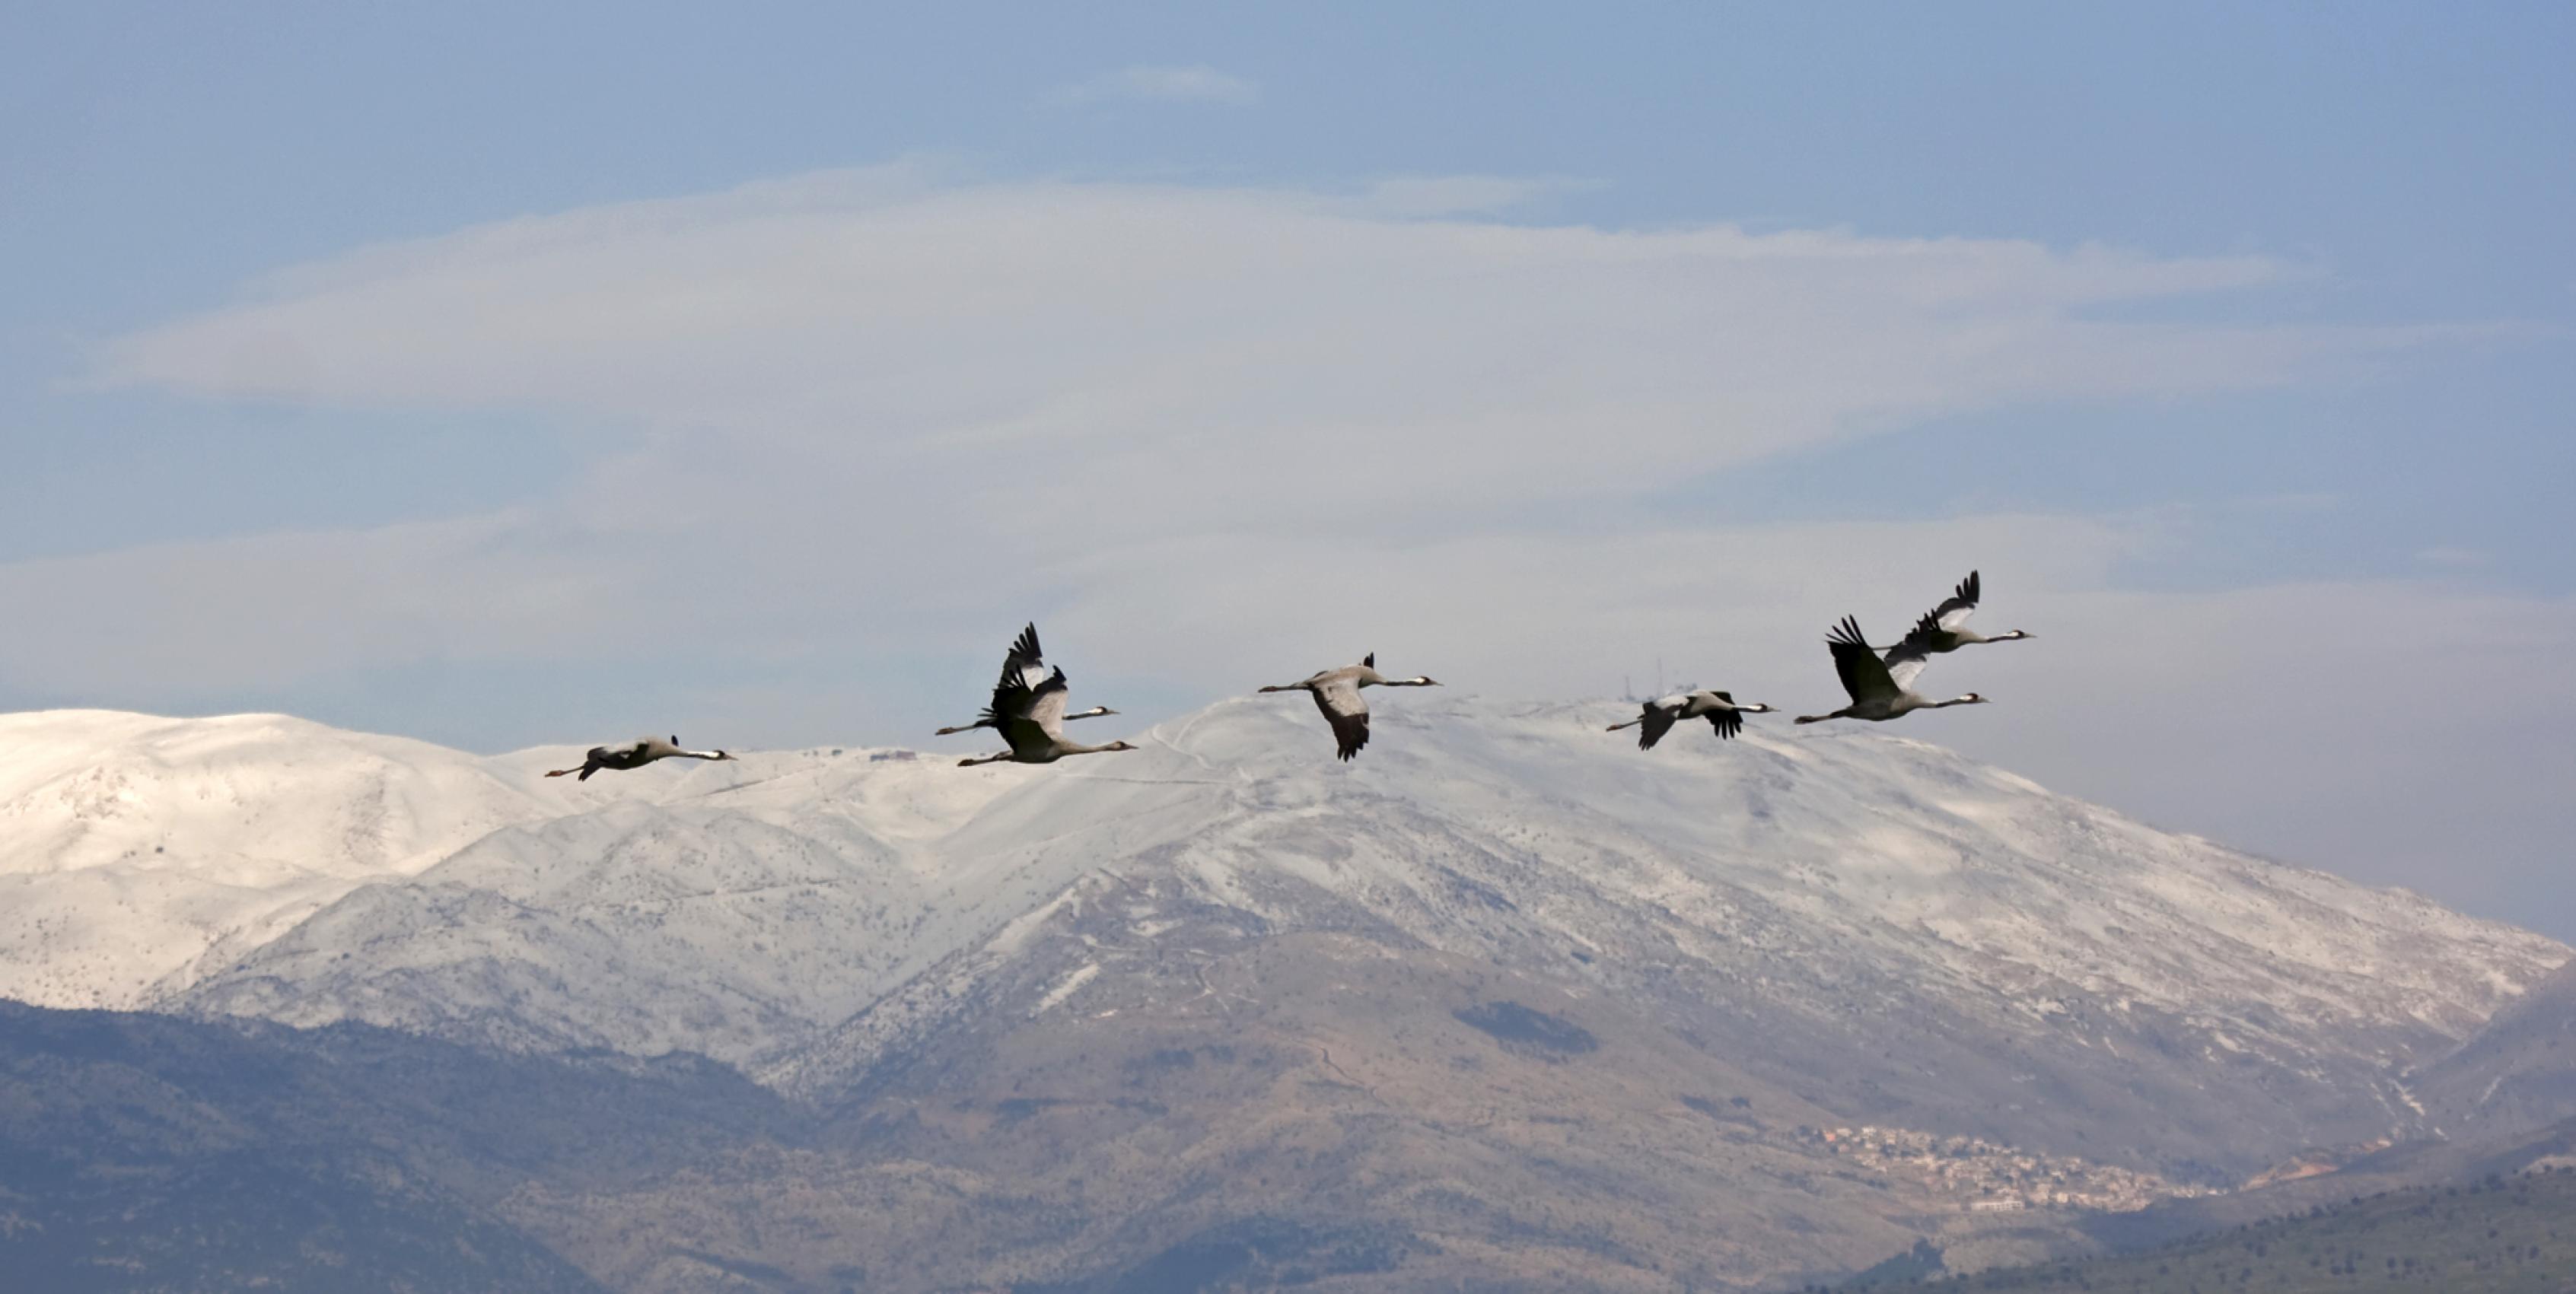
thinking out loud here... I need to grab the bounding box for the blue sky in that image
[4,4,2572,930]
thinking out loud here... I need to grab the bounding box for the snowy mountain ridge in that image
[0,710,575,1007]
[0,700,2562,1176]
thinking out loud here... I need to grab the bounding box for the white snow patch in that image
[1033,964,1101,1017]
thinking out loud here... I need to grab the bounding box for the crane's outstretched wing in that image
[1937,571,1981,628]
[1027,667,1072,738]
[1828,617,1903,704]
[1634,699,1680,750]
[1880,635,1934,692]
[1001,622,1049,689]
[1702,696,1746,739]
[949,624,1055,733]
[990,666,1072,757]
[1312,676,1371,761]
[981,625,1050,722]
[1909,570,1982,637]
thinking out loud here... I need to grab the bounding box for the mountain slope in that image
[183,796,931,1062]
[132,698,2570,1289]
[0,710,635,1008]
[1932,1163,2576,1292]
[2415,959,2576,1138]
[768,697,2555,1149]
[0,709,815,1012]
[0,1000,798,1293]
[9,699,2570,1290]
[164,695,2561,1152]
[178,746,999,1065]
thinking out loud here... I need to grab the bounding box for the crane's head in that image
[2000,630,2036,641]
[1104,741,1140,752]
[1740,702,1778,714]
[1403,676,1441,687]
[1952,693,1991,706]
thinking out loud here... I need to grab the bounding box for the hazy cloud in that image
[23,167,2568,927]
[80,167,2476,708]
[100,167,2400,548]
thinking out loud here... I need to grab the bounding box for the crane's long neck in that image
[1931,696,1979,709]
[682,749,728,761]
[1061,739,1135,757]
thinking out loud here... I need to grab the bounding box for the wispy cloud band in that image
[37,167,2568,927]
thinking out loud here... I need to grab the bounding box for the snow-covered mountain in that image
[179,753,989,1063]
[5,703,2555,1059]
[5,700,2568,1287]
[0,711,600,1007]
[78,699,2539,1141]
[2,703,2562,1139]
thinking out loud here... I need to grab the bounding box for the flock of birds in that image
[540,571,2032,780]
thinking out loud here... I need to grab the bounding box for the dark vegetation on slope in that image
[1015,1216,1430,1294]
[1851,1165,2576,1293]
[10,940,2576,1293]
[0,1000,795,1293]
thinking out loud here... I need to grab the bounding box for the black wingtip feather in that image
[1331,712,1371,761]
